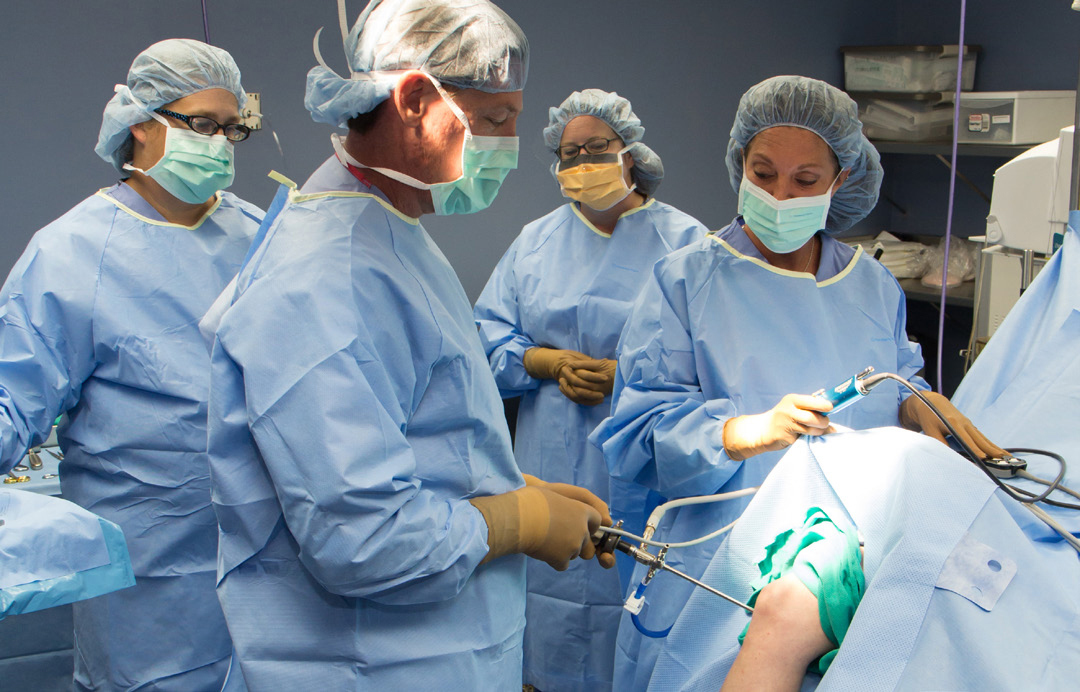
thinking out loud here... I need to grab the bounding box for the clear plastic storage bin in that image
[857,96,956,142]
[842,45,979,93]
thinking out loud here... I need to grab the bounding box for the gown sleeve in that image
[474,234,541,397]
[591,258,743,499]
[217,267,492,606]
[890,275,931,404]
[0,223,100,471]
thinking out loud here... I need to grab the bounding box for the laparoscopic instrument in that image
[592,367,1080,637]
[592,488,759,638]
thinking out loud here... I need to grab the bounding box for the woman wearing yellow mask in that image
[473,89,708,692]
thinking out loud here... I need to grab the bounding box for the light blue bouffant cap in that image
[543,89,664,197]
[96,38,246,172]
[305,0,529,127]
[725,75,883,232]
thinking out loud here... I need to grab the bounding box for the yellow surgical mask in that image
[555,149,637,211]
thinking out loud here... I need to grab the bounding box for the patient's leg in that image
[720,575,833,692]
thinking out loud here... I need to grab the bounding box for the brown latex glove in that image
[525,348,614,406]
[469,485,602,571]
[522,473,547,488]
[900,391,1007,460]
[523,347,588,381]
[722,394,835,462]
[558,358,617,406]
[525,475,615,569]
[567,358,617,395]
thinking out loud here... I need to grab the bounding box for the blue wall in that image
[1,1,1077,300]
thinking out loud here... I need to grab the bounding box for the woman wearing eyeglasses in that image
[474,89,708,692]
[0,39,263,690]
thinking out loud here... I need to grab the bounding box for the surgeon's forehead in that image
[456,89,522,115]
[746,126,836,170]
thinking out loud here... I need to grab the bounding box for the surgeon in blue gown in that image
[0,40,262,690]
[590,75,1005,692]
[201,2,611,690]
[474,89,707,692]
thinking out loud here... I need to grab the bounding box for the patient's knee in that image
[751,575,822,633]
[742,575,834,665]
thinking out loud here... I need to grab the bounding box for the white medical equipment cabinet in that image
[975,126,1073,342]
[959,91,1076,145]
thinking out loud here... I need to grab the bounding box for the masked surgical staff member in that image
[474,89,707,692]
[0,39,262,691]
[200,1,612,689]
[590,75,1005,692]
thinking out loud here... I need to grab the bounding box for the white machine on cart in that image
[977,126,1073,342]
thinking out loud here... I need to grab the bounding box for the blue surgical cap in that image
[305,0,529,127]
[725,76,883,233]
[543,89,664,197]
[96,39,246,173]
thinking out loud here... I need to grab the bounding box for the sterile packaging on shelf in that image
[921,236,977,288]
[958,91,1077,145]
[857,97,955,142]
[842,45,979,93]
[845,232,929,279]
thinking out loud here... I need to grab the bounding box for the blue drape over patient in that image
[1,490,134,620]
[591,219,927,691]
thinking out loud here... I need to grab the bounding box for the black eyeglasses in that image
[154,108,252,142]
[556,136,621,161]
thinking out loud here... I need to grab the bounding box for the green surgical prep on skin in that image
[739,506,866,673]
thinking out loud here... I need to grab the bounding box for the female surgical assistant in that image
[474,89,708,692]
[590,75,1005,692]
[0,39,262,691]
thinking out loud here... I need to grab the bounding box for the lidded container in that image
[842,45,980,93]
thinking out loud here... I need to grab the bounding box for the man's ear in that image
[392,71,434,128]
[129,120,152,144]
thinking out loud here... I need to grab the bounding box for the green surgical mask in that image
[125,110,235,205]
[333,75,518,216]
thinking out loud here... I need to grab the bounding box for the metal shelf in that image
[898,277,975,308]
[872,140,1032,157]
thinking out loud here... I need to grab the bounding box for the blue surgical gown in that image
[474,200,707,692]
[203,156,527,691]
[590,218,928,692]
[0,183,261,691]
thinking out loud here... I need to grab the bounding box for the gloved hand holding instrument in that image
[470,474,616,570]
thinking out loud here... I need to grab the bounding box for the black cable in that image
[1008,485,1080,511]
[874,374,1071,508]
[1001,447,1071,505]
[1018,469,1080,502]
